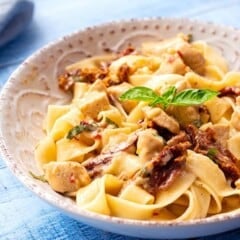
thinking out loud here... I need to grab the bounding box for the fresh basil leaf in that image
[149,96,167,107]
[161,86,177,102]
[172,89,218,106]
[150,86,177,107]
[67,121,97,139]
[119,86,159,103]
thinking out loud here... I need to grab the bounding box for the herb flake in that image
[67,121,97,139]
[207,148,218,159]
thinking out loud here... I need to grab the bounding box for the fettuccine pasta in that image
[34,33,240,221]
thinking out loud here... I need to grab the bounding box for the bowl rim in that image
[1,16,240,228]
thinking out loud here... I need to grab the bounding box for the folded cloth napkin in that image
[0,0,34,47]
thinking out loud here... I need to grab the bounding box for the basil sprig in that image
[119,86,218,108]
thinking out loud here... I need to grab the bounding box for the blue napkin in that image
[0,0,34,47]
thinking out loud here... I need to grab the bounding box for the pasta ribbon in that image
[76,175,123,215]
[35,34,240,221]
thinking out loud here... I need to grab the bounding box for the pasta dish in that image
[34,33,240,221]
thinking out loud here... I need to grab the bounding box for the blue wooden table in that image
[1,0,240,239]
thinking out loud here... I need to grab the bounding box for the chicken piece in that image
[137,129,164,163]
[108,82,137,113]
[77,91,110,119]
[211,123,229,148]
[168,105,201,127]
[143,106,180,134]
[44,161,91,193]
[177,44,205,75]
[157,53,187,75]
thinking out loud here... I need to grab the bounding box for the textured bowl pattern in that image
[1,18,240,239]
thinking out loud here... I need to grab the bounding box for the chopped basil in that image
[67,121,97,139]
[207,148,218,159]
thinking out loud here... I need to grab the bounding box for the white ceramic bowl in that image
[1,18,240,239]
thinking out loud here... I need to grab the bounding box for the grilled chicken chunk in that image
[44,161,90,193]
